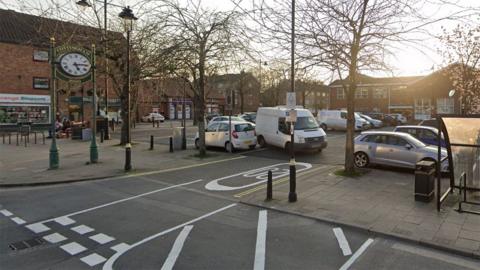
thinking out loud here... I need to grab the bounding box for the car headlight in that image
[297,136,305,143]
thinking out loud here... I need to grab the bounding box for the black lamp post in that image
[119,6,137,171]
[289,0,297,203]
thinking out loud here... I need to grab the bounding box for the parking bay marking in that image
[161,225,194,270]
[205,162,312,192]
[102,203,237,270]
[333,228,352,256]
[254,210,268,270]
[339,238,374,270]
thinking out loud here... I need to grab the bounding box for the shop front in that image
[167,98,193,120]
[0,94,51,125]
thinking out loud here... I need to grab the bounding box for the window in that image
[340,112,347,119]
[336,88,345,99]
[206,123,219,132]
[355,88,369,99]
[387,136,408,146]
[33,50,49,62]
[218,123,229,131]
[235,123,254,132]
[373,88,387,99]
[414,98,431,120]
[397,128,417,137]
[278,118,290,134]
[33,77,49,89]
[419,129,436,140]
[437,98,454,114]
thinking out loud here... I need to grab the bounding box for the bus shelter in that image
[437,115,480,214]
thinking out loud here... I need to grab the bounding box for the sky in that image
[1,0,479,81]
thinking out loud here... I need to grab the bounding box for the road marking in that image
[26,223,50,233]
[55,216,76,226]
[339,238,374,270]
[43,233,67,244]
[234,165,327,198]
[90,233,115,245]
[254,210,268,270]
[11,217,26,224]
[0,209,13,217]
[110,243,130,253]
[37,179,203,224]
[60,242,87,255]
[161,225,194,270]
[205,162,312,191]
[81,253,107,267]
[71,225,95,235]
[102,203,237,270]
[333,228,352,256]
[12,167,26,171]
[392,243,480,270]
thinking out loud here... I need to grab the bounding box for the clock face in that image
[59,53,91,77]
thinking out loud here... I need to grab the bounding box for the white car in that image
[317,110,369,131]
[142,113,165,122]
[195,120,257,152]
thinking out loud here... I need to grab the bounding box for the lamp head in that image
[119,6,138,31]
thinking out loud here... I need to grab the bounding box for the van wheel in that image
[354,152,369,168]
[194,139,199,149]
[225,142,235,153]
[258,136,267,148]
[320,123,327,131]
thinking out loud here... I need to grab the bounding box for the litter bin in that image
[414,160,436,202]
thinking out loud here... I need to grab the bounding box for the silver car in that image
[354,131,449,171]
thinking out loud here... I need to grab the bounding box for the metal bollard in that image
[34,132,37,144]
[9,133,11,144]
[169,137,173,153]
[42,132,45,144]
[152,120,155,128]
[100,130,104,143]
[150,135,154,150]
[157,121,160,128]
[24,134,27,147]
[2,133,4,144]
[16,133,19,146]
[266,170,273,201]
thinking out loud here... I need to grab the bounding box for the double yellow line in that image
[233,165,328,198]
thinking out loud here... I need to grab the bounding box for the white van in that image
[317,110,369,131]
[255,107,327,151]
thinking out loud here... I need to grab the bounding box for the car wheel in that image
[194,139,199,149]
[225,142,235,153]
[249,145,256,150]
[354,152,369,168]
[320,123,327,131]
[258,136,267,148]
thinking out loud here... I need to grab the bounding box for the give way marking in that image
[205,162,312,191]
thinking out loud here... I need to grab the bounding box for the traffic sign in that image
[286,92,296,109]
[286,109,297,122]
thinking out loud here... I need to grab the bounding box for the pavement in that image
[0,125,480,269]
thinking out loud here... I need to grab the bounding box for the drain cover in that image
[9,237,45,251]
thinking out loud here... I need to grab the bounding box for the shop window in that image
[415,98,431,120]
[0,105,50,124]
[33,77,50,89]
[33,50,49,62]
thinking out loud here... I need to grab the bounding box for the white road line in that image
[0,209,13,217]
[71,225,95,235]
[81,253,107,267]
[43,233,67,244]
[339,238,374,270]
[37,179,203,224]
[161,225,194,270]
[254,210,268,270]
[11,217,26,225]
[333,228,352,256]
[54,216,76,226]
[26,223,50,234]
[102,203,237,270]
[110,243,130,253]
[60,242,87,255]
[89,233,115,245]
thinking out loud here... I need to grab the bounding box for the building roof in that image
[0,9,122,48]
[329,74,424,87]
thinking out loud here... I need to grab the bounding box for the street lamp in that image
[76,0,115,140]
[119,6,138,171]
[289,0,297,203]
[182,78,187,150]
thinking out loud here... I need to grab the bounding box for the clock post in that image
[49,37,59,169]
[90,44,98,163]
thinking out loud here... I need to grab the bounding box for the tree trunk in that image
[197,43,207,157]
[345,48,359,173]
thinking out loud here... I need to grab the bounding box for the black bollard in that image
[169,137,173,153]
[16,133,19,146]
[152,120,155,128]
[34,132,37,144]
[24,134,27,147]
[9,133,11,144]
[100,130,104,143]
[2,133,4,144]
[42,132,45,144]
[150,135,154,150]
[266,170,273,201]
[157,121,160,128]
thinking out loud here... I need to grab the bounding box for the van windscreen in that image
[294,116,319,130]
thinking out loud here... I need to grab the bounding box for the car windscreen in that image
[235,123,254,132]
[361,114,373,121]
[406,135,427,148]
[294,116,319,130]
[354,113,363,120]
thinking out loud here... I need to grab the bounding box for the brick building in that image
[0,9,121,127]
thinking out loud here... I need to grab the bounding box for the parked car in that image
[393,125,446,147]
[141,112,165,122]
[358,113,383,128]
[354,131,449,171]
[256,107,327,152]
[205,112,221,122]
[364,112,384,121]
[317,110,370,131]
[209,116,244,125]
[418,118,438,128]
[385,113,407,125]
[195,120,257,152]
[239,112,256,123]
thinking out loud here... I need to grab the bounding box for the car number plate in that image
[244,140,252,144]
